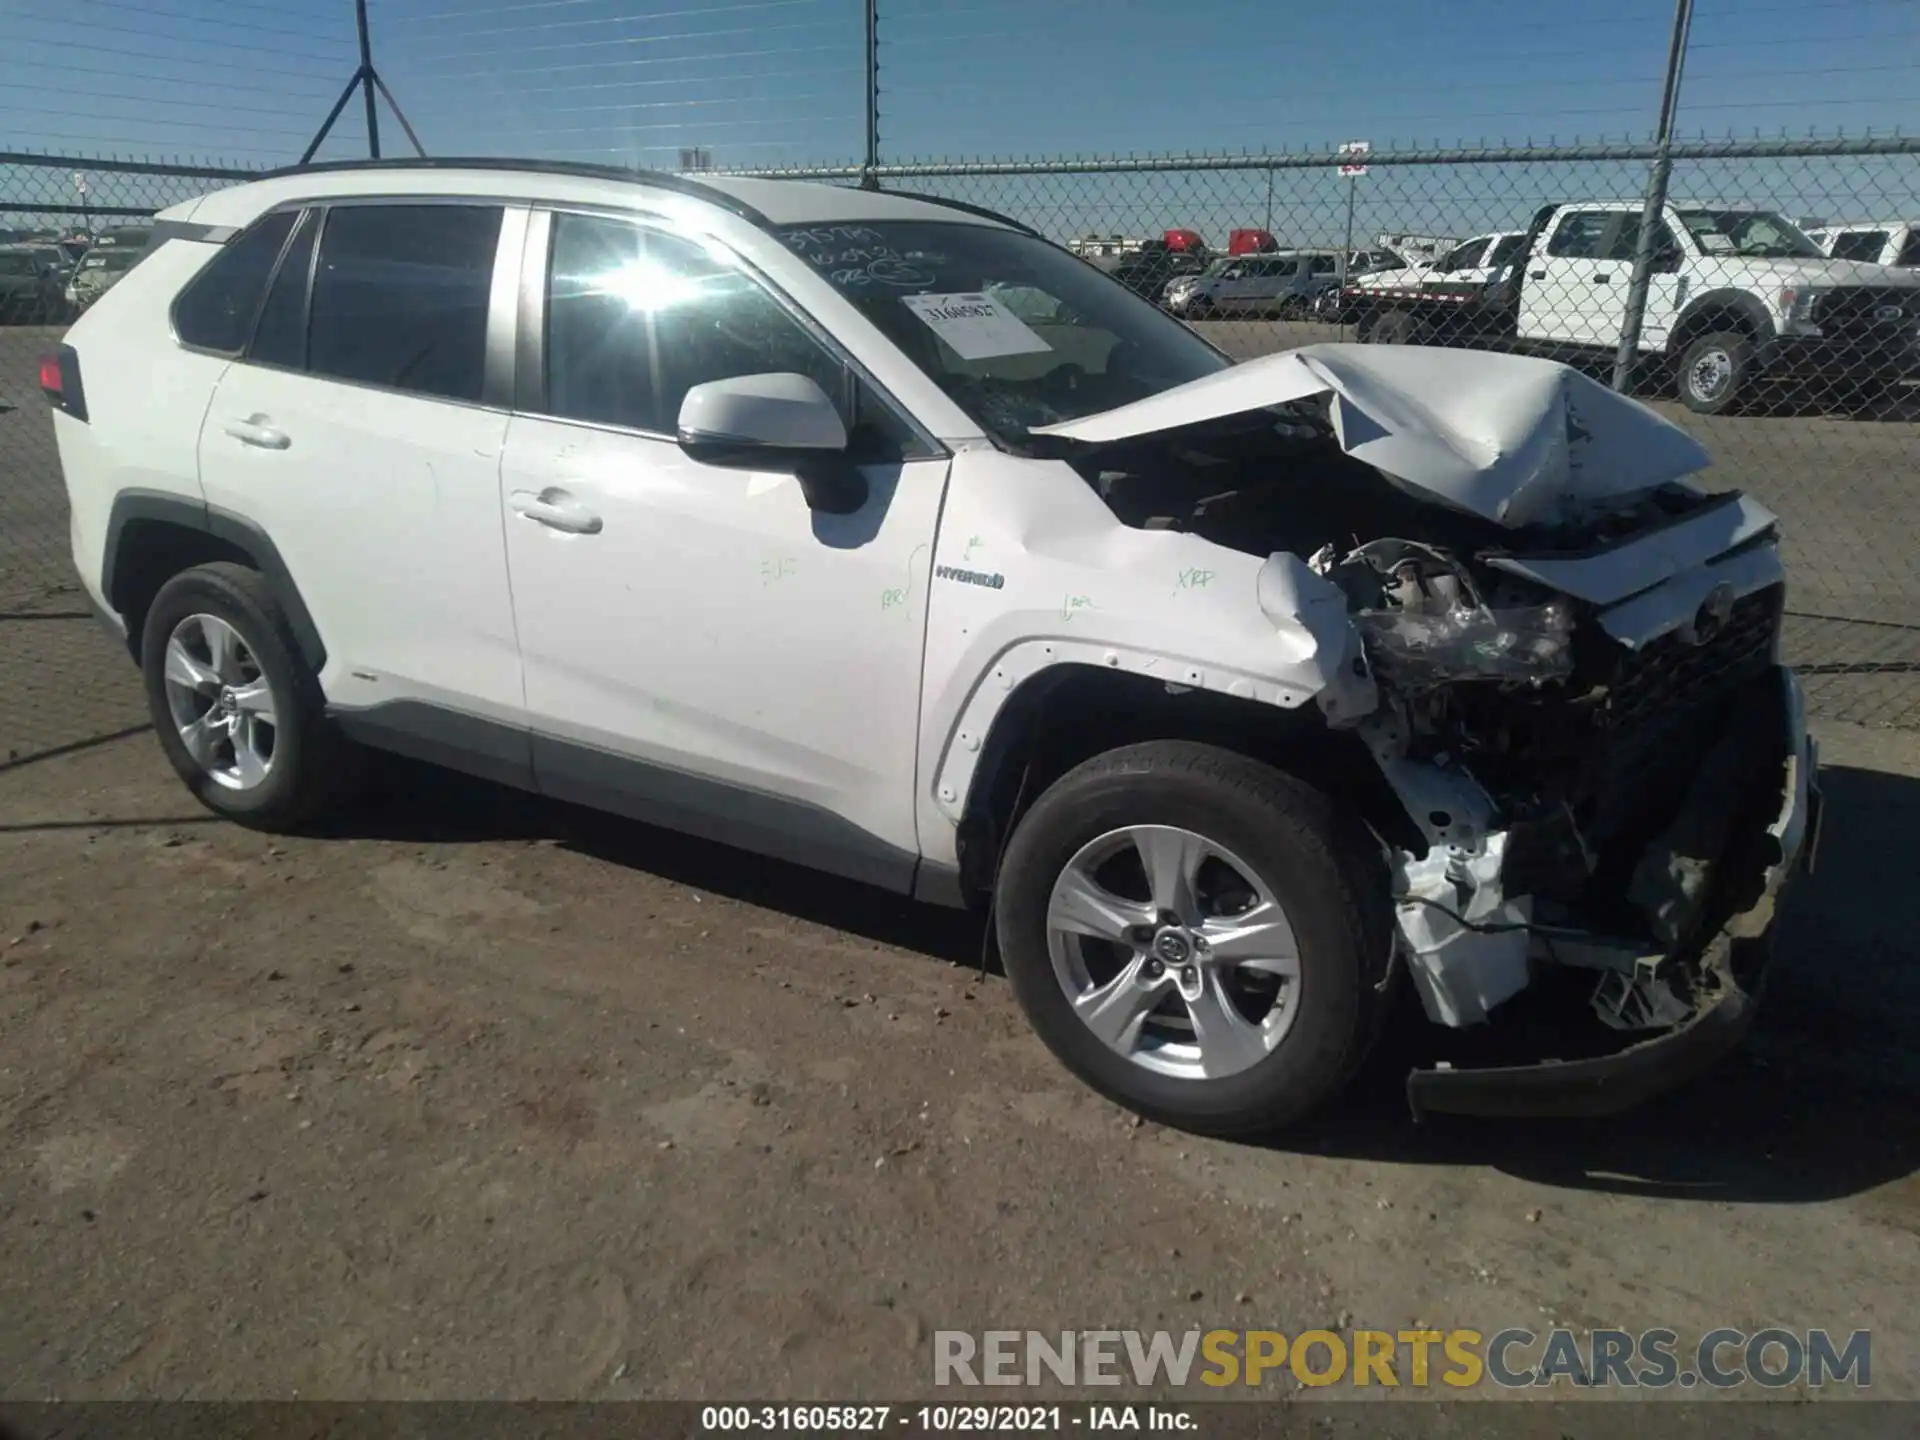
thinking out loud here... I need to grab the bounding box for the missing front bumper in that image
[1404,669,1821,1121]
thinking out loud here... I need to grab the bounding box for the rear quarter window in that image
[172,210,298,353]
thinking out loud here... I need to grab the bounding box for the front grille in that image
[1603,583,1782,735]
[1580,583,1783,846]
[1811,286,1915,342]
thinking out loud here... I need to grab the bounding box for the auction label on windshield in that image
[901,292,1051,360]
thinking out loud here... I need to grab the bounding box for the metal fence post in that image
[356,0,381,160]
[861,0,880,189]
[1611,0,1696,392]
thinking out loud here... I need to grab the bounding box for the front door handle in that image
[224,415,290,450]
[1592,272,1613,284]
[1530,269,1547,280]
[510,487,603,535]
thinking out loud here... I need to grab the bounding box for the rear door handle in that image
[1529,269,1547,280]
[510,487,603,535]
[1592,273,1613,284]
[224,415,290,450]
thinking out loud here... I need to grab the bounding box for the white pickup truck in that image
[1335,200,1920,413]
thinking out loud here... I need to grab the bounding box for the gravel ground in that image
[1,645,1916,1401]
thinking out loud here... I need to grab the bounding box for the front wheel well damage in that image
[953,665,1422,903]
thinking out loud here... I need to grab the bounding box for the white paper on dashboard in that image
[899,292,1052,360]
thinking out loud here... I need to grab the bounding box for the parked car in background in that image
[1429,230,1528,286]
[1166,249,1342,318]
[0,244,68,324]
[66,227,153,312]
[1110,243,1205,302]
[1227,227,1279,255]
[1347,246,1408,276]
[1338,200,1920,413]
[1806,221,1920,269]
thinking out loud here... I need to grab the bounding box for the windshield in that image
[776,220,1229,442]
[1674,209,1823,259]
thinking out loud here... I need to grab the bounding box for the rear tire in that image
[1677,330,1753,415]
[1364,308,1425,345]
[140,562,360,832]
[993,741,1391,1138]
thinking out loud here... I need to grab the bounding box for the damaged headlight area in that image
[1329,541,1817,1117]
[1313,536,1577,690]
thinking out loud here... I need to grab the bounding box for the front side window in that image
[307,203,503,403]
[542,212,921,458]
[1897,230,1920,267]
[1673,209,1823,259]
[1831,230,1890,263]
[776,220,1228,443]
[172,209,297,353]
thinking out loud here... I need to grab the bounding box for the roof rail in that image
[253,155,775,228]
[870,188,1041,238]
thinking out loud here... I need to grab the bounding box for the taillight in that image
[40,345,88,422]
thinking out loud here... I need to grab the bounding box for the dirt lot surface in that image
[2,633,1917,1401]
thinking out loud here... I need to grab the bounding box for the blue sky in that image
[3,0,1916,242]
[2,0,1914,165]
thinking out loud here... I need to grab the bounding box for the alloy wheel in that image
[1044,824,1303,1081]
[162,613,279,791]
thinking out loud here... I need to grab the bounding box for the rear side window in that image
[306,204,503,403]
[172,210,297,353]
[1898,230,1920,267]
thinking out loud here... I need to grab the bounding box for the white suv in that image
[46,160,1819,1135]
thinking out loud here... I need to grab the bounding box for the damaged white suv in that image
[48,160,1821,1135]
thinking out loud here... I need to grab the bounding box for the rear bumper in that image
[1407,669,1822,1120]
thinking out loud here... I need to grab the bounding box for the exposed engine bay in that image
[1063,394,1812,1104]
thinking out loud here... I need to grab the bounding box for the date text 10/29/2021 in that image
[700,1407,1192,1433]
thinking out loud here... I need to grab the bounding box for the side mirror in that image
[1652,246,1684,274]
[676,372,868,514]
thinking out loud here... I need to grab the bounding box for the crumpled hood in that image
[1030,343,1712,529]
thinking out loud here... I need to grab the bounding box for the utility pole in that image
[1611,0,1695,392]
[301,0,427,165]
[862,0,880,189]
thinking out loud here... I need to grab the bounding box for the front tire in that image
[994,742,1390,1137]
[141,562,358,831]
[1677,330,1753,415]
[1363,308,1425,345]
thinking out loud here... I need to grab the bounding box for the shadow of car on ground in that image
[304,753,1920,1209]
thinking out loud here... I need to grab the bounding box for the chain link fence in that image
[3,138,1918,767]
[1,155,261,762]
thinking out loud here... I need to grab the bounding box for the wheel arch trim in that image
[1669,290,1775,352]
[102,488,328,673]
[931,642,1323,832]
